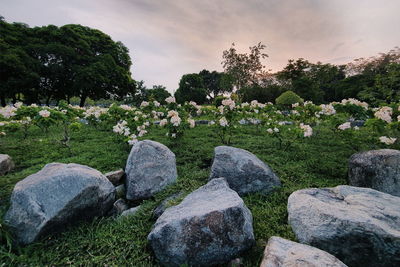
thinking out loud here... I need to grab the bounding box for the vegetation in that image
[1,97,400,266]
[0,18,135,106]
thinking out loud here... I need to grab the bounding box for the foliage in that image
[221,42,268,90]
[175,74,207,104]
[275,91,303,107]
[0,19,135,107]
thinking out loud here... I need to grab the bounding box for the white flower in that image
[292,103,299,108]
[319,104,336,115]
[187,119,195,128]
[138,129,147,137]
[30,104,38,108]
[354,126,360,130]
[153,101,160,107]
[0,131,6,136]
[221,99,235,110]
[299,123,313,137]
[159,119,168,127]
[274,127,279,133]
[14,102,23,108]
[165,96,176,104]
[170,115,181,126]
[338,122,351,130]
[374,106,392,123]
[267,128,274,134]
[208,120,215,125]
[219,117,228,127]
[340,98,369,109]
[120,104,133,111]
[167,110,179,118]
[379,136,397,145]
[140,101,149,108]
[171,133,176,138]
[0,106,17,118]
[39,110,51,118]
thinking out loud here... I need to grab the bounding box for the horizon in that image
[1,0,399,93]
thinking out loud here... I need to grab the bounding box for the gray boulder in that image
[195,120,209,125]
[288,185,400,267]
[4,163,115,245]
[110,199,129,215]
[148,178,254,266]
[260,236,347,267]
[0,154,14,176]
[209,146,281,195]
[120,206,141,218]
[125,140,177,201]
[104,169,125,185]
[349,149,400,196]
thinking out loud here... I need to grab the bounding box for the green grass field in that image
[0,123,384,266]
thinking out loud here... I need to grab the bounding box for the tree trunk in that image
[79,95,87,107]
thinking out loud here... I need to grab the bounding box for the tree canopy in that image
[0,18,135,106]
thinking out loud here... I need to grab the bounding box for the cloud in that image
[1,0,400,92]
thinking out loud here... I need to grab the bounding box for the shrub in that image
[276,91,304,106]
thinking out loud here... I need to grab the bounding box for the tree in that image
[198,69,233,100]
[240,84,283,103]
[175,73,207,104]
[221,42,268,91]
[148,85,171,104]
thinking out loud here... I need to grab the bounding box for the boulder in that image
[0,154,14,176]
[4,163,115,245]
[120,206,141,218]
[152,192,183,219]
[125,140,177,201]
[195,120,209,125]
[349,149,400,196]
[104,169,125,185]
[148,178,254,266]
[209,146,281,195]
[115,184,125,199]
[110,199,129,215]
[260,236,347,267]
[288,185,400,266]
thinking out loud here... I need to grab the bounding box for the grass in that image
[0,123,384,266]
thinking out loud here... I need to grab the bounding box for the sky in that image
[1,0,400,93]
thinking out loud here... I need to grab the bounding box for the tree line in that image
[174,43,400,106]
[1,16,399,107]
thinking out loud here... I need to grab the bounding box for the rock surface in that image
[4,163,115,245]
[152,192,183,219]
[110,199,129,215]
[260,236,347,267]
[288,185,400,267]
[104,169,125,185]
[0,154,14,176]
[148,178,254,266]
[209,146,281,195]
[349,149,400,196]
[125,140,177,201]
[120,206,141,218]
[115,184,125,199]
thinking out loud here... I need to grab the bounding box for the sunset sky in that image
[2,0,399,93]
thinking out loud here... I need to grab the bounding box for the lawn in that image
[0,122,383,266]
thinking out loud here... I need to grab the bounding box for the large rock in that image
[104,169,125,185]
[209,146,281,195]
[349,149,400,196]
[260,236,347,267]
[125,140,177,201]
[0,154,15,176]
[288,185,400,267]
[148,178,254,266]
[4,163,115,245]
